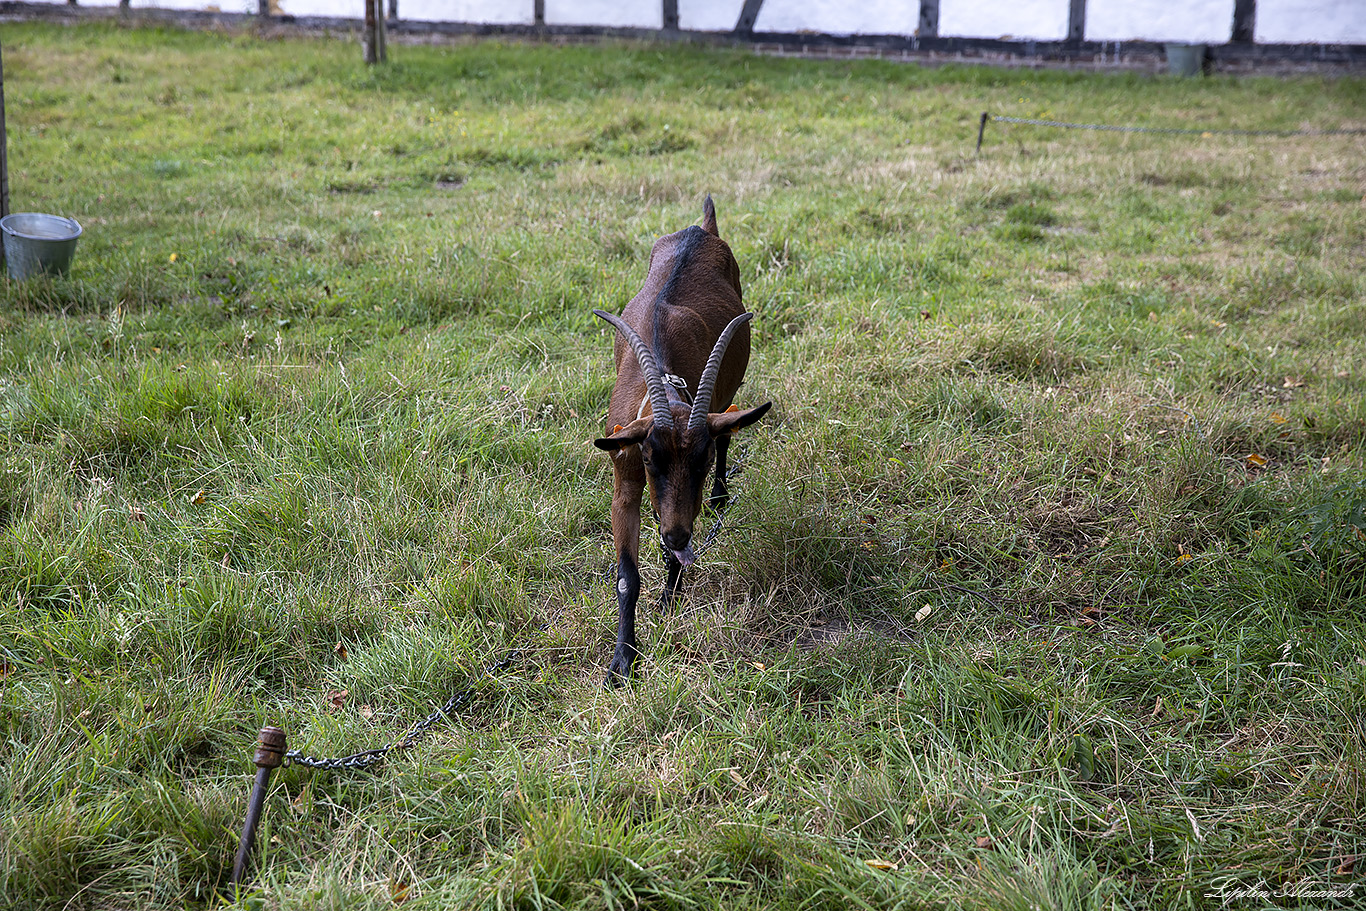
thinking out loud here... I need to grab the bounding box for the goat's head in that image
[593,309,771,566]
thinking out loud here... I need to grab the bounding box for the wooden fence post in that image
[364,0,375,64]
[376,0,387,62]
[364,0,387,64]
[1,41,9,221]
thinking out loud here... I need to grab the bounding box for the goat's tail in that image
[702,194,718,236]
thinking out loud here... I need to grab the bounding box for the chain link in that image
[695,449,747,556]
[284,454,750,773]
[284,641,530,772]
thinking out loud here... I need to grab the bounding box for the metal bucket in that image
[1165,43,1207,77]
[1,213,84,279]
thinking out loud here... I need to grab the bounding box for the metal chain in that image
[987,113,1366,137]
[695,450,747,556]
[696,491,736,556]
[284,640,531,772]
[285,454,751,772]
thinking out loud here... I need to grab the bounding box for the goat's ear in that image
[706,401,772,438]
[594,416,653,452]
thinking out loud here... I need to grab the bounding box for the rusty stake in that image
[229,726,286,889]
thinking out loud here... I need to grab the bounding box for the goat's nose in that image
[662,528,697,567]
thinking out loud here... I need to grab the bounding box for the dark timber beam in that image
[1067,0,1086,44]
[918,0,938,38]
[735,0,764,35]
[663,0,677,31]
[1232,0,1256,43]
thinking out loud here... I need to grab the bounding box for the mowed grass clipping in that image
[1,21,1365,910]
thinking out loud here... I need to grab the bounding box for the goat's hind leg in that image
[708,435,732,510]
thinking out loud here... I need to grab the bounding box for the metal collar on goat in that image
[593,309,754,430]
[592,309,675,430]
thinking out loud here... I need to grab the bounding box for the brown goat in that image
[593,197,771,684]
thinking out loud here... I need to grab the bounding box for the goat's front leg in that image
[660,545,687,610]
[606,468,645,687]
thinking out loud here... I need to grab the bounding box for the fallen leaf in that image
[1175,553,1193,565]
[130,504,146,522]
[389,878,411,904]
[326,689,349,711]
[1269,412,1287,424]
[0,659,14,679]
[915,604,934,623]
[168,252,178,263]
[1283,376,1305,388]
[333,641,348,661]
[360,704,375,721]
[1246,453,1268,468]
[751,661,766,671]
[864,859,898,871]
[191,488,207,504]
[728,769,746,786]
[975,836,994,850]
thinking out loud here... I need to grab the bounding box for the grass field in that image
[1,21,1364,910]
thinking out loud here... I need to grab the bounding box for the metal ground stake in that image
[230,726,286,889]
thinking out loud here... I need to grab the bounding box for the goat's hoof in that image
[707,491,729,512]
[605,651,635,687]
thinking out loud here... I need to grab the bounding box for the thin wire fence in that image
[976,112,1366,151]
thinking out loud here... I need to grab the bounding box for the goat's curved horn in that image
[593,309,674,430]
[689,312,754,433]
